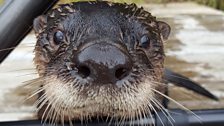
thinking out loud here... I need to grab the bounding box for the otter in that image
[31,1,216,125]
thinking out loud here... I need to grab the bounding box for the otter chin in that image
[32,1,170,123]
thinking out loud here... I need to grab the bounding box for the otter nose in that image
[74,42,132,84]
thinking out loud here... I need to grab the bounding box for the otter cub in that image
[33,1,170,124]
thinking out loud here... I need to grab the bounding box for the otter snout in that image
[73,42,133,85]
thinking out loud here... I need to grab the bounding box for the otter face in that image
[33,1,170,122]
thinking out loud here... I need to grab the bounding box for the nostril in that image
[77,65,91,78]
[115,67,130,80]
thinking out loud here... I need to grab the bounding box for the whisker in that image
[68,110,74,126]
[51,107,59,126]
[0,45,36,52]
[5,68,35,72]
[36,96,50,125]
[15,73,38,77]
[164,74,194,82]
[23,87,44,102]
[139,104,147,126]
[137,107,142,126]
[42,96,57,125]
[150,88,202,122]
[148,102,165,126]
[34,93,47,108]
[23,77,45,86]
[146,106,155,126]
[150,98,174,126]
[52,84,68,126]
[148,80,168,87]
[60,107,65,126]
[151,97,175,122]
[107,113,114,126]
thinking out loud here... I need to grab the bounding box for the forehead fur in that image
[44,1,159,31]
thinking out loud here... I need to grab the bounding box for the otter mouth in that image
[35,41,159,120]
[39,73,156,120]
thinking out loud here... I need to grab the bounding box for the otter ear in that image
[33,15,47,34]
[157,21,171,41]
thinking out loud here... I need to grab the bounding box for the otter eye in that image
[140,35,150,49]
[53,30,64,45]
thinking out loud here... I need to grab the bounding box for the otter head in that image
[33,1,170,123]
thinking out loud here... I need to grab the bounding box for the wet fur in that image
[32,1,170,125]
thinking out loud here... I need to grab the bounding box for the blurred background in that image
[0,0,224,121]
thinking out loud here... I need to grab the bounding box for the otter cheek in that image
[43,75,75,108]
